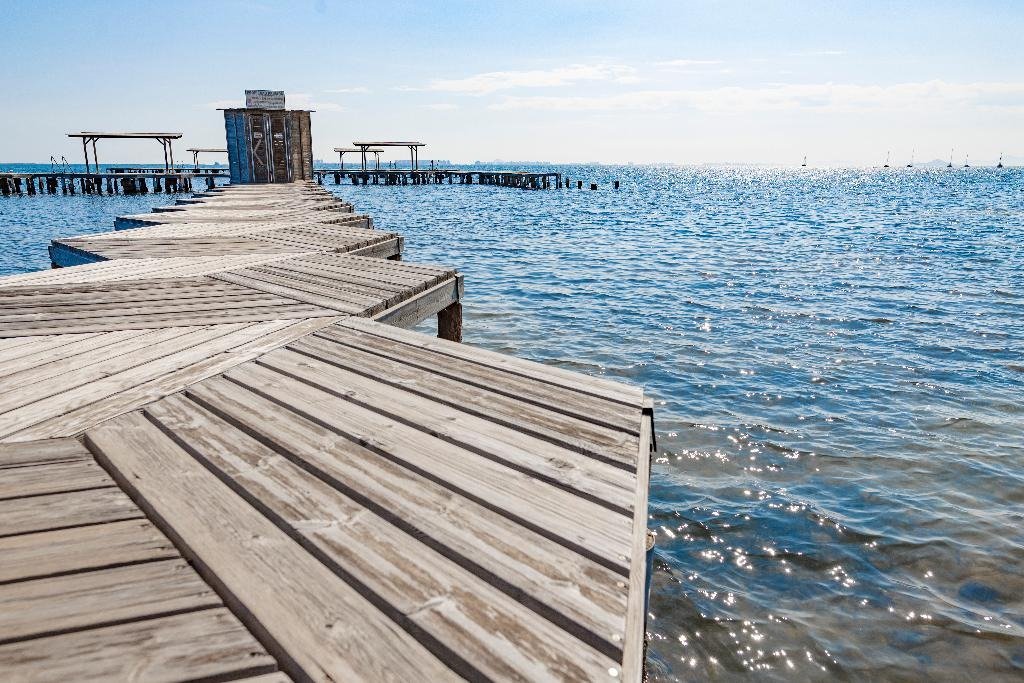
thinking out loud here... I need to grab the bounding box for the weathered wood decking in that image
[0,438,278,682]
[0,182,653,682]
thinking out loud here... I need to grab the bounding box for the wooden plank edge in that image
[371,275,463,329]
[344,236,403,260]
[620,397,654,683]
[47,243,107,269]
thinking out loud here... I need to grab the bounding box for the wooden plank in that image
[621,398,655,683]
[255,349,637,515]
[145,394,621,681]
[0,607,276,683]
[0,488,142,538]
[247,264,409,299]
[0,324,251,437]
[227,359,632,569]
[0,330,140,379]
[292,331,636,465]
[0,458,113,500]
[345,236,402,258]
[0,519,178,584]
[0,438,90,468]
[0,284,263,309]
[211,271,370,314]
[0,326,210,415]
[321,321,639,436]
[0,560,221,643]
[0,255,304,288]
[6,317,342,443]
[0,276,246,302]
[0,334,101,368]
[0,294,309,321]
[85,411,460,682]
[0,306,328,338]
[339,317,644,406]
[179,376,630,646]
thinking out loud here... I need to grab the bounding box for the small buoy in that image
[590,183,597,190]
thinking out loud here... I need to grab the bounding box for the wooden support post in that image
[154,176,163,193]
[577,180,583,189]
[614,180,620,189]
[438,302,463,343]
[590,183,597,190]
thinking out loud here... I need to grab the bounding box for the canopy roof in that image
[68,132,182,139]
[186,148,227,153]
[351,141,425,147]
[334,147,385,153]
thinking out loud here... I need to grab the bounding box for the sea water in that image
[1,164,1021,680]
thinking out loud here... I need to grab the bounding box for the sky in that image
[1,0,1022,165]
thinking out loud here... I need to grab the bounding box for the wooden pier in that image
[0,172,209,196]
[0,182,654,681]
[313,168,564,189]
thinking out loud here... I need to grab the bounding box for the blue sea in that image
[2,163,1022,680]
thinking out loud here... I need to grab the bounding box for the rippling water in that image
[2,164,1022,680]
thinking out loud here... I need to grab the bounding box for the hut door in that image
[270,113,289,183]
[249,114,271,183]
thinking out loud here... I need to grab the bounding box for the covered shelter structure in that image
[334,147,384,171]
[352,141,425,171]
[186,148,227,170]
[67,132,182,174]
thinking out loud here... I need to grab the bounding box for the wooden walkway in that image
[50,185,389,265]
[0,182,653,681]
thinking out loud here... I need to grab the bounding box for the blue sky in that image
[1,1,1021,164]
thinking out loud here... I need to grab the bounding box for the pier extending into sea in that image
[313,168,565,189]
[0,181,654,681]
[0,171,215,196]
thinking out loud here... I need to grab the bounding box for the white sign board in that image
[245,90,286,109]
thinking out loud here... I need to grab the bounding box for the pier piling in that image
[438,302,463,343]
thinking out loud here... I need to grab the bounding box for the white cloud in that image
[490,80,1024,113]
[790,50,846,57]
[655,59,724,69]
[421,103,460,111]
[324,87,369,93]
[423,64,637,95]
